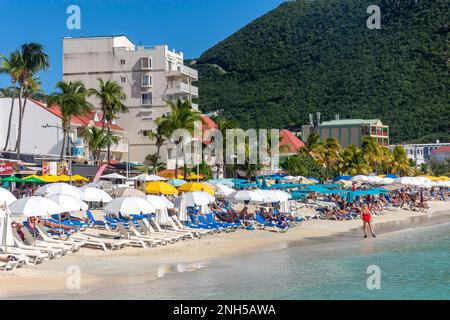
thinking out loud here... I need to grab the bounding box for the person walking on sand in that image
[361,204,376,238]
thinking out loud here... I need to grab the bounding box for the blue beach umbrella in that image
[167,178,187,187]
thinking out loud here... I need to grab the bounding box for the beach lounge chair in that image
[0,246,49,265]
[170,215,213,236]
[189,214,221,232]
[34,223,84,252]
[12,230,64,258]
[127,222,165,246]
[197,215,232,232]
[86,211,110,230]
[138,218,181,242]
[147,216,188,240]
[165,217,199,238]
[69,232,127,251]
[116,222,149,248]
[20,226,74,254]
[255,214,289,233]
[208,213,241,229]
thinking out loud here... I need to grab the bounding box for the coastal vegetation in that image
[192,0,450,144]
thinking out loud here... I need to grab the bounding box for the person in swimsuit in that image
[361,204,376,238]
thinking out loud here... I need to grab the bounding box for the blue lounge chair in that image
[86,210,108,228]
[255,214,289,232]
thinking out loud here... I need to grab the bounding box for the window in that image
[141,93,152,106]
[141,57,152,70]
[120,76,126,83]
[120,59,126,65]
[142,130,149,138]
[120,94,126,101]
[141,74,152,87]
[141,111,153,122]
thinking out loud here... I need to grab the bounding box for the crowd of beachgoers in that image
[0,173,449,271]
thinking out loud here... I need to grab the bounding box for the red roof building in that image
[29,98,125,133]
[280,129,305,155]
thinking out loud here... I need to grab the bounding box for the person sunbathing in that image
[11,222,26,241]
[217,209,235,223]
[60,212,86,222]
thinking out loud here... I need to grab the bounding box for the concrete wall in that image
[0,98,64,156]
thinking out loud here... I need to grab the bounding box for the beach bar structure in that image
[302,118,389,148]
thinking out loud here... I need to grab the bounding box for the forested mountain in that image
[191,0,450,143]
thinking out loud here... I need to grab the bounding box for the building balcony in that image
[166,81,199,97]
[167,65,198,80]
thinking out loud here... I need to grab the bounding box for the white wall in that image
[0,98,64,156]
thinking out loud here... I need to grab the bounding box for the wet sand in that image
[1,201,449,299]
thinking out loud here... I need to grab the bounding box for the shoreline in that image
[1,201,449,299]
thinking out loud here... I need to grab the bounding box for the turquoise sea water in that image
[16,217,450,300]
[60,220,450,300]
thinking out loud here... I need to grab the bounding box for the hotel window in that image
[141,112,153,122]
[120,59,126,65]
[120,93,126,101]
[120,76,126,83]
[142,130,149,138]
[141,93,152,106]
[141,74,152,87]
[141,57,152,70]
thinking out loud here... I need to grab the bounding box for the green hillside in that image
[191,0,450,143]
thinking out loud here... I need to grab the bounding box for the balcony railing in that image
[167,81,198,96]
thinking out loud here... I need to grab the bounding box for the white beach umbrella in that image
[79,186,113,203]
[175,193,188,221]
[184,191,214,207]
[0,207,14,248]
[8,196,65,217]
[253,190,280,202]
[352,175,369,182]
[104,197,156,216]
[34,182,83,198]
[159,195,174,209]
[0,188,17,206]
[273,190,292,201]
[114,187,145,198]
[131,174,166,182]
[146,195,168,209]
[101,173,127,180]
[381,177,395,185]
[226,190,264,203]
[214,184,235,197]
[45,194,88,212]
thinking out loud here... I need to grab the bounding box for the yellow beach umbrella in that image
[39,175,60,183]
[186,174,204,181]
[437,176,450,181]
[57,175,71,182]
[71,174,89,182]
[178,182,215,195]
[145,181,179,195]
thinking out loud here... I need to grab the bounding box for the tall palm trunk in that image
[3,85,16,151]
[15,85,24,159]
[107,123,111,166]
[153,143,161,174]
[60,129,67,160]
[174,141,180,179]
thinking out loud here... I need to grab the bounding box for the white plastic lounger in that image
[69,233,110,251]
[35,223,84,252]
[171,216,213,236]
[150,218,188,240]
[166,218,198,239]
[138,220,180,243]
[0,247,48,265]
[0,260,19,271]
[12,231,62,258]
[20,228,72,255]
[127,223,166,246]
[71,232,127,250]
[116,223,148,248]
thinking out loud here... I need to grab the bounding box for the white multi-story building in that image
[62,35,199,165]
[0,97,127,162]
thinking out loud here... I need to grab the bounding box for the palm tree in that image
[81,126,119,161]
[146,118,172,174]
[156,98,201,179]
[88,78,128,166]
[215,117,238,177]
[322,138,342,172]
[15,43,49,159]
[47,81,93,159]
[339,144,370,175]
[379,146,394,174]
[391,146,412,176]
[0,51,24,151]
[299,132,325,164]
[362,136,382,173]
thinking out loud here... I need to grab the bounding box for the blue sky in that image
[0,0,285,93]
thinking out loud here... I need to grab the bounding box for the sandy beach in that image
[1,201,449,299]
